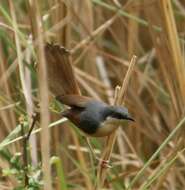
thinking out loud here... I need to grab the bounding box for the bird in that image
[44,43,134,137]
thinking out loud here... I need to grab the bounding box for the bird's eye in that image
[114,113,124,119]
[118,114,124,119]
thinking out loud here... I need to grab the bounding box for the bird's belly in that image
[91,123,118,137]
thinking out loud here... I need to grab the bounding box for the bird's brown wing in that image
[57,94,93,108]
[59,95,94,127]
[44,43,80,96]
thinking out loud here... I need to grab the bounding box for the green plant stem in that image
[126,116,185,190]
[140,148,185,190]
[50,156,68,190]
[92,0,161,31]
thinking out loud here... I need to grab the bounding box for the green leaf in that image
[50,156,68,190]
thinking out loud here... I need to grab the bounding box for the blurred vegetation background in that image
[0,0,185,189]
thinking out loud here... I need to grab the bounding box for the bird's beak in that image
[125,114,135,122]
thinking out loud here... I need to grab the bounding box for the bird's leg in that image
[100,159,111,169]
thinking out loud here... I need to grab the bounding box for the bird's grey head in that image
[103,106,134,122]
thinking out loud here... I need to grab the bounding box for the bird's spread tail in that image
[44,43,80,96]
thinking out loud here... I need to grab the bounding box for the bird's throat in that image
[92,117,128,137]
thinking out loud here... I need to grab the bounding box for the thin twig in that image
[0,118,67,149]
[19,113,39,187]
[26,112,39,140]
[19,116,29,187]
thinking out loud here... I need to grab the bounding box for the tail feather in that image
[44,43,80,96]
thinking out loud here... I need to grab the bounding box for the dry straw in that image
[96,55,137,188]
[27,0,52,189]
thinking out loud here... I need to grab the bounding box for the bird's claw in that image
[95,157,112,168]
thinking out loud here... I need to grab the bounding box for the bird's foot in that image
[95,157,112,168]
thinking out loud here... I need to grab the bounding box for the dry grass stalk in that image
[27,0,52,189]
[75,0,100,87]
[49,0,70,45]
[127,2,140,57]
[8,0,27,114]
[0,44,16,134]
[6,0,27,155]
[96,56,114,104]
[75,68,108,89]
[140,0,185,188]
[70,130,93,190]
[50,0,72,180]
[159,0,185,109]
[145,1,179,122]
[154,139,184,189]
[76,75,102,101]
[71,5,122,55]
[96,55,137,188]
[1,0,185,189]
[9,0,38,164]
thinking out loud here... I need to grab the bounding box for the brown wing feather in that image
[45,43,80,96]
[57,94,93,108]
[61,108,81,126]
